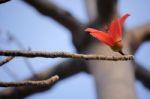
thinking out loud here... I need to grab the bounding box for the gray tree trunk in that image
[87,34,136,99]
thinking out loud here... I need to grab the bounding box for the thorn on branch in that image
[0,75,59,87]
[0,56,14,66]
[0,50,134,61]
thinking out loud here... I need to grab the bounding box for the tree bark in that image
[86,35,136,99]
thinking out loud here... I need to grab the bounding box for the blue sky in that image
[0,0,150,99]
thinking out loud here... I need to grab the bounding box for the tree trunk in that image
[87,35,136,99]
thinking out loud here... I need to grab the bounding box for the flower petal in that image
[120,13,130,26]
[109,14,130,42]
[109,19,122,42]
[85,28,114,46]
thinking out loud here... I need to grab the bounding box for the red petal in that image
[109,13,130,42]
[120,13,130,26]
[109,19,122,42]
[85,28,114,46]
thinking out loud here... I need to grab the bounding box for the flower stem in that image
[119,50,125,55]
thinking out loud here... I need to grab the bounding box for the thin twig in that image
[0,56,13,66]
[3,66,18,80]
[7,32,38,78]
[0,75,59,87]
[0,59,87,98]
[0,50,134,61]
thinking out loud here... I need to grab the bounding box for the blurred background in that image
[0,0,150,99]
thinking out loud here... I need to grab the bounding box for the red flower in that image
[85,14,130,55]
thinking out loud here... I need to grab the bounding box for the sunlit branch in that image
[0,56,13,66]
[0,59,87,98]
[0,75,59,87]
[0,50,134,61]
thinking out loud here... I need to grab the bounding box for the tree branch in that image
[7,31,38,78]
[1,1,150,98]
[0,59,87,99]
[23,0,83,32]
[23,0,87,52]
[126,23,150,89]
[0,56,13,66]
[127,23,150,53]
[134,62,150,89]
[0,50,134,61]
[0,75,59,87]
[0,0,10,4]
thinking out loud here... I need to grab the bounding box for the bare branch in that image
[127,23,150,53]
[0,0,10,4]
[0,56,13,66]
[23,0,83,32]
[0,75,59,87]
[23,0,88,53]
[7,32,38,78]
[134,62,150,89]
[0,59,87,99]
[126,23,150,89]
[0,50,134,61]
[23,0,87,51]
